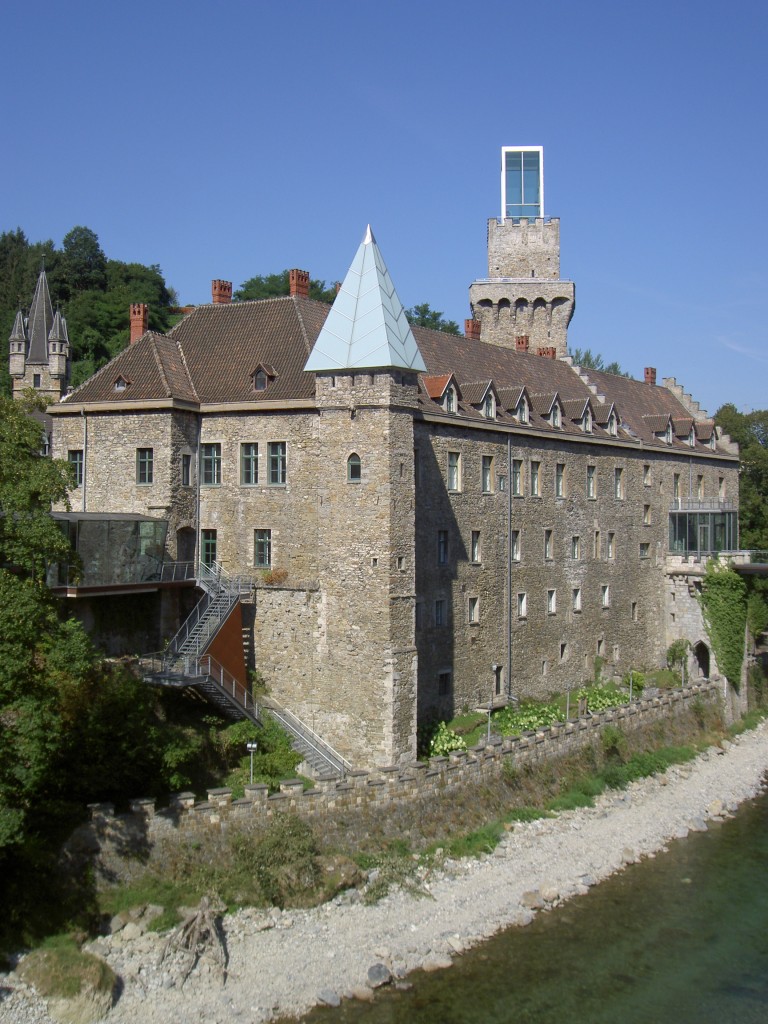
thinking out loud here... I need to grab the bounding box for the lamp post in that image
[246,740,258,784]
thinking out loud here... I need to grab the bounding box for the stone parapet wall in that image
[92,684,719,853]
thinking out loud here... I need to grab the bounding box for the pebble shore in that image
[3,719,768,1024]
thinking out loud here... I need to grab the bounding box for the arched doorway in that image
[693,641,710,679]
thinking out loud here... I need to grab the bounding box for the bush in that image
[494,700,561,736]
[428,721,467,756]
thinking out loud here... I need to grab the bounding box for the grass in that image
[16,933,116,1000]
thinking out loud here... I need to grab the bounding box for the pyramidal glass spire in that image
[304,226,426,373]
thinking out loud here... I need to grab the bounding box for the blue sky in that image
[2,0,766,414]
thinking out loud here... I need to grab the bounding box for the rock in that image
[121,922,142,942]
[622,847,637,865]
[108,914,127,935]
[540,886,559,903]
[317,989,341,1007]
[688,816,708,832]
[373,946,391,961]
[367,963,392,988]
[707,799,724,818]
[446,936,465,954]
[520,889,544,909]
[421,954,453,972]
[351,986,375,1001]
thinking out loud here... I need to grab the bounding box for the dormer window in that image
[582,407,592,433]
[665,422,673,444]
[516,397,529,423]
[445,386,456,413]
[483,391,495,419]
[114,375,130,392]
[551,404,561,429]
[709,432,716,451]
[688,428,696,448]
[607,411,617,436]
[254,370,268,391]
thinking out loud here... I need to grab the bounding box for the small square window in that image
[254,528,272,568]
[640,542,650,558]
[468,596,479,623]
[397,556,405,571]
[517,592,527,618]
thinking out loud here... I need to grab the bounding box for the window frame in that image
[555,463,565,498]
[254,528,272,568]
[267,441,287,486]
[136,447,154,485]
[614,466,624,499]
[572,587,582,612]
[68,449,84,487]
[547,588,557,615]
[181,452,192,488]
[447,451,461,492]
[240,442,259,486]
[481,454,494,493]
[470,529,481,564]
[586,464,596,499]
[468,596,479,624]
[437,529,449,565]
[201,528,217,568]
[511,529,521,562]
[201,442,222,486]
[347,452,362,482]
[530,460,540,497]
[517,591,527,619]
[512,458,523,496]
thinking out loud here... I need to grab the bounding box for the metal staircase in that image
[142,561,351,778]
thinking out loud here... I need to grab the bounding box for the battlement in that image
[488,216,561,279]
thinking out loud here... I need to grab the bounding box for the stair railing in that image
[267,701,353,777]
[164,561,251,663]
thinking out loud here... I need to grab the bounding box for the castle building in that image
[45,149,740,768]
[9,265,71,403]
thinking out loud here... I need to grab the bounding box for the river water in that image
[296,786,768,1024]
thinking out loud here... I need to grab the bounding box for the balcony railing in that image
[670,498,737,512]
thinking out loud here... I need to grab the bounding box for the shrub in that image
[494,700,560,736]
[428,721,467,756]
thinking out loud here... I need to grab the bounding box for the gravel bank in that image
[3,720,768,1024]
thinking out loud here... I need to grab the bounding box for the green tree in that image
[235,270,337,304]
[61,226,107,294]
[405,303,460,335]
[715,404,768,548]
[569,347,628,377]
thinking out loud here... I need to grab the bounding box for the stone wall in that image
[86,683,720,865]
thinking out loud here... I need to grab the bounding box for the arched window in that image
[445,386,456,413]
[551,403,561,428]
[516,397,529,423]
[483,391,495,419]
[608,411,617,436]
[347,453,362,482]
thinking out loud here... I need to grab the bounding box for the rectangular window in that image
[241,443,259,485]
[512,459,522,496]
[632,601,638,621]
[201,443,222,486]
[586,464,596,499]
[254,528,272,568]
[181,452,191,487]
[447,451,461,491]
[471,530,481,563]
[438,670,451,695]
[481,455,493,493]
[503,146,542,220]
[544,529,553,560]
[68,449,84,487]
[517,592,527,618]
[268,441,287,485]
[437,529,449,565]
[643,504,651,525]
[560,642,567,662]
[397,555,405,571]
[640,542,650,558]
[594,530,601,559]
[498,474,506,492]
[673,473,680,499]
[696,475,704,499]
[136,448,153,485]
[511,529,520,561]
[608,532,615,560]
[530,460,540,496]
[555,463,565,497]
[572,587,582,612]
[547,589,557,615]
[602,584,611,608]
[571,535,580,559]
[201,528,217,567]
[718,476,725,499]
[614,467,624,499]
[434,599,446,627]
[468,596,479,623]
[643,464,651,486]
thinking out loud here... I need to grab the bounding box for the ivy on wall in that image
[698,563,747,690]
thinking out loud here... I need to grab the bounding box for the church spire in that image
[26,266,54,365]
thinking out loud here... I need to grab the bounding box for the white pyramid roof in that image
[304,226,426,373]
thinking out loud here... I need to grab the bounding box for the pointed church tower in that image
[299,226,424,767]
[8,266,70,401]
[469,147,575,357]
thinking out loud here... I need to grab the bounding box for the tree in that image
[404,303,460,335]
[61,226,107,294]
[235,270,337,304]
[715,404,768,549]
[569,347,628,377]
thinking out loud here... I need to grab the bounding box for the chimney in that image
[515,335,530,353]
[464,318,481,341]
[289,269,310,298]
[211,280,232,304]
[644,366,657,385]
[129,303,148,344]
[537,346,557,360]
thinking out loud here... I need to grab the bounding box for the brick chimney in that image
[537,346,557,360]
[644,366,657,385]
[211,280,232,304]
[129,303,148,344]
[464,318,481,341]
[515,335,530,353]
[289,269,310,298]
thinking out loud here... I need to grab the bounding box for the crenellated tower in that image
[469,147,575,356]
[8,266,71,401]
